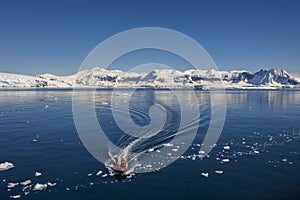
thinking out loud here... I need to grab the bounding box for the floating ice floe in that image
[47,182,56,187]
[253,150,259,154]
[20,180,31,186]
[223,146,230,150]
[7,182,19,189]
[33,183,47,191]
[201,173,209,178]
[102,174,108,178]
[10,195,21,199]
[172,149,179,152]
[221,159,230,163]
[96,170,103,176]
[0,162,14,171]
[88,173,93,176]
[282,158,287,162]
[215,170,224,174]
[148,148,155,152]
[35,172,42,177]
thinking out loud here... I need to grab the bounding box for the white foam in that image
[163,143,173,147]
[0,162,14,171]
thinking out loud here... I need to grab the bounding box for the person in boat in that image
[114,157,128,171]
[120,157,128,170]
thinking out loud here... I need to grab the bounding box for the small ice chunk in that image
[47,182,56,187]
[156,150,161,153]
[20,180,31,186]
[148,148,155,152]
[223,146,230,150]
[96,170,103,176]
[44,105,49,109]
[0,162,14,171]
[35,172,42,177]
[201,173,209,178]
[7,182,19,189]
[33,183,47,191]
[163,143,173,147]
[221,159,230,163]
[88,173,93,176]
[215,170,224,174]
[102,174,108,178]
[253,150,259,154]
[282,158,287,162]
[172,149,178,152]
[198,151,205,154]
[10,195,21,199]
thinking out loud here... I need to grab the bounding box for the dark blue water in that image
[0,89,299,199]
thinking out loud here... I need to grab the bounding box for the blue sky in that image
[0,0,299,75]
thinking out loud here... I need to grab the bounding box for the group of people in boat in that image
[114,157,128,171]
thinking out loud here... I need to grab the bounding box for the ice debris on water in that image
[7,182,19,189]
[0,162,14,171]
[47,182,57,187]
[201,173,209,178]
[221,159,230,163]
[35,172,42,177]
[33,183,47,191]
[223,146,230,150]
[96,170,103,176]
[10,195,21,199]
[215,170,224,174]
[20,180,31,186]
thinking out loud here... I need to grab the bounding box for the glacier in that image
[0,68,299,89]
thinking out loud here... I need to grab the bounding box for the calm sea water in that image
[0,89,300,200]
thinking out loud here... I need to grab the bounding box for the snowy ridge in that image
[0,68,299,89]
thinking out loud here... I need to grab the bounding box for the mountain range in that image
[0,67,299,89]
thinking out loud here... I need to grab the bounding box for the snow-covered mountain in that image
[0,68,299,89]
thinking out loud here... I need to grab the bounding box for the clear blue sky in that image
[0,0,299,75]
